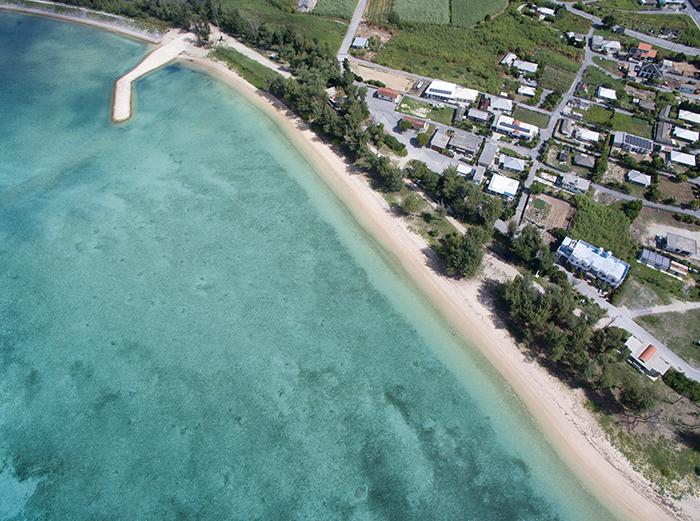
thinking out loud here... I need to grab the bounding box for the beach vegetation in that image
[213,48,282,89]
[438,226,491,278]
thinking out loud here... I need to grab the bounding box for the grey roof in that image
[478,143,499,167]
[573,154,595,168]
[431,130,450,149]
[468,108,490,121]
[500,155,526,172]
[351,37,368,48]
[655,121,673,145]
[613,131,653,152]
[449,130,482,153]
[640,249,671,271]
[666,233,697,254]
[559,172,590,192]
[560,118,574,135]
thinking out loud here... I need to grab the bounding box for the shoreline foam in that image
[1,7,695,521]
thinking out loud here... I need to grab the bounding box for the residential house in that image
[637,62,663,81]
[424,80,479,104]
[596,86,617,101]
[627,170,652,187]
[560,118,575,136]
[467,108,491,123]
[471,166,485,185]
[457,164,473,177]
[448,130,482,155]
[633,43,657,61]
[517,86,537,97]
[661,233,697,256]
[613,131,654,154]
[669,150,697,167]
[492,114,538,141]
[601,40,622,55]
[673,126,699,142]
[375,87,401,103]
[430,129,450,151]
[499,155,526,173]
[486,95,514,114]
[679,109,700,126]
[573,153,595,169]
[625,337,670,381]
[351,37,368,49]
[500,53,517,67]
[567,32,586,46]
[401,115,427,131]
[638,249,689,278]
[558,172,590,193]
[487,174,520,199]
[655,121,673,145]
[574,127,601,143]
[537,6,555,17]
[556,237,630,288]
[513,59,538,75]
[478,143,499,167]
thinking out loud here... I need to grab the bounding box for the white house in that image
[679,109,700,125]
[351,37,368,49]
[625,337,670,381]
[574,127,601,143]
[517,86,537,97]
[601,40,621,54]
[424,80,479,104]
[673,126,699,142]
[486,95,514,113]
[627,170,651,187]
[500,53,517,67]
[537,6,556,17]
[513,59,538,74]
[669,150,697,167]
[556,237,629,288]
[492,114,539,141]
[487,174,520,199]
[596,87,617,101]
[558,172,590,193]
[499,155,526,173]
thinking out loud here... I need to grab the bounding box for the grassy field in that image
[221,0,347,50]
[610,112,652,138]
[551,9,592,34]
[451,0,507,27]
[512,106,550,129]
[397,97,455,125]
[213,47,282,89]
[366,0,392,22]
[393,0,450,24]
[569,196,637,260]
[373,5,583,94]
[313,0,357,19]
[540,66,577,92]
[593,57,623,77]
[639,310,700,367]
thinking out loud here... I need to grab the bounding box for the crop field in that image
[366,0,392,22]
[393,0,450,25]
[313,0,357,19]
[451,0,507,28]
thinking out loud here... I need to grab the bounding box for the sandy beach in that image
[2,5,696,520]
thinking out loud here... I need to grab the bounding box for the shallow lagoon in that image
[0,12,615,520]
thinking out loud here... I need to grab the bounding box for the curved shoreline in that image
[1,7,694,521]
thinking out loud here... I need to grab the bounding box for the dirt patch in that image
[602,162,626,184]
[356,22,393,43]
[658,177,698,205]
[624,85,655,102]
[524,194,573,231]
[351,63,415,92]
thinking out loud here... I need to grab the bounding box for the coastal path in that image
[112,30,192,122]
[210,27,292,79]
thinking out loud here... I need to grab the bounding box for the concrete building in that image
[625,336,670,381]
[375,87,401,103]
[556,237,630,288]
[424,80,479,104]
[448,130,483,155]
[517,86,537,97]
[401,115,427,131]
[661,233,697,256]
[573,153,595,168]
[679,109,700,125]
[673,126,699,142]
[478,143,499,167]
[574,127,601,143]
[626,170,652,187]
[558,172,590,193]
[430,129,450,151]
[467,108,491,123]
[613,132,654,154]
[492,114,538,141]
[487,174,520,199]
[596,86,617,101]
[513,59,538,74]
[351,37,368,48]
[499,155,526,173]
[486,95,514,113]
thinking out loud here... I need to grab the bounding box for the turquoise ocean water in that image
[0,13,618,520]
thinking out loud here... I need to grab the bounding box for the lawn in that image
[512,106,550,129]
[373,5,583,94]
[313,0,357,19]
[397,97,455,125]
[610,112,652,138]
[593,57,623,77]
[220,0,347,51]
[568,195,637,260]
[639,310,700,367]
[451,0,507,27]
[540,66,577,93]
[582,67,628,103]
[212,47,282,90]
[583,104,614,126]
[393,0,450,24]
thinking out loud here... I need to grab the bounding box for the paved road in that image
[570,273,700,382]
[685,0,700,30]
[552,1,700,56]
[593,183,700,219]
[337,0,368,61]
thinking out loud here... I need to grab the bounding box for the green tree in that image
[621,200,643,221]
[438,226,491,278]
[398,119,412,132]
[416,132,431,147]
[400,193,422,215]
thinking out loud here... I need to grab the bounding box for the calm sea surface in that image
[0,12,617,520]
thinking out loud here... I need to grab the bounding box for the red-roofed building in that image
[402,115,427,131]
[638,344,657,363]
[375,87,401,103]
[634,43,657,60]
[625,337,670,380]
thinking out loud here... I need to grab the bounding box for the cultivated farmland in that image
[451,0,506,28]
[366,0,392,23]
[313,0,357,19]
[393,0,450,25]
